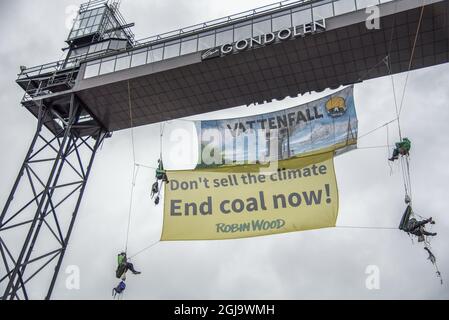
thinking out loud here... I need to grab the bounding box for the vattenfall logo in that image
[202,19,326,61]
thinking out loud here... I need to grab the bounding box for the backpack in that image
[116,253,127,279]
[116,263,127,279]
[114,281,126,295]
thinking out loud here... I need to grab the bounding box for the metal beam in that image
[3,96,78,299]
[46,129,106,300]
[0,95,108,300]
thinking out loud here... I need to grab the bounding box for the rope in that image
[405,157,413,201]
[128,240,160,259]
[385,57,403,140]
[128,80,136,164]
[357,145,390,150]
[387,0,398,59]
[129,224,402,259]
[125,165,137,253]
[124,80,138,253]
[160,122,167,160]
[116,79,140,297]
[356,56,389,83]
[136,163,158,170]
[386,124,394,175]
[335,226,397,230]
[400,157,410,200]
[357,118,398,140]
[381,0,426,204]
[398,1,427,117]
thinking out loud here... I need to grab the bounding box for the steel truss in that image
[0,95,108,300]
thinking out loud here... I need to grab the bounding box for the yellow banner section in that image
[161,152,338,241]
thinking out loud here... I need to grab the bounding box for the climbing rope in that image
[404,157,413,201]
[399,156,411,201]
[124,80,138,253]
[386,124,394,175]
[357,145,389,150]
[382,0,426,204]
[385,56,403,141]
[160,122,167,160]
[128,81,137,164]
[129,240,160,259]
[398,1,427,118]
[380,0,426,204]
[357,118,398,141]
[335,226,397,230]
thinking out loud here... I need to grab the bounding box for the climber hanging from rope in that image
[112,280,126,299]
[389,137,411,162]
[151,159,168,205]
[398,205,437,242]
[116,252,141,279]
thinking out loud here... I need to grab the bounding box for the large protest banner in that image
[196,86,357,168]
[161,151,338,241]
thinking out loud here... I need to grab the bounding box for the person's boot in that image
[389,149,399,161]
[388,155,398,162]
[132,271,141,275]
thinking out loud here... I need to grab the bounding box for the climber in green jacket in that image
[116,252,141,279]
[389,138,411,161]
[151,159,168,205]
[155,159,168,182]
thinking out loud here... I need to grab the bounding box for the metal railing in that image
[79,0,114,12]
[18,0,395,80]
[83,0,394,79]
[16,43,126,79]
[135,0,316,46]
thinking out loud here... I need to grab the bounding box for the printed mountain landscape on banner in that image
[196,86,358,168]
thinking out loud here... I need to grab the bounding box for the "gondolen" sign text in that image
[202,18,326,60]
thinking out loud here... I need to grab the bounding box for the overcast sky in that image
[0,0,448,300]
